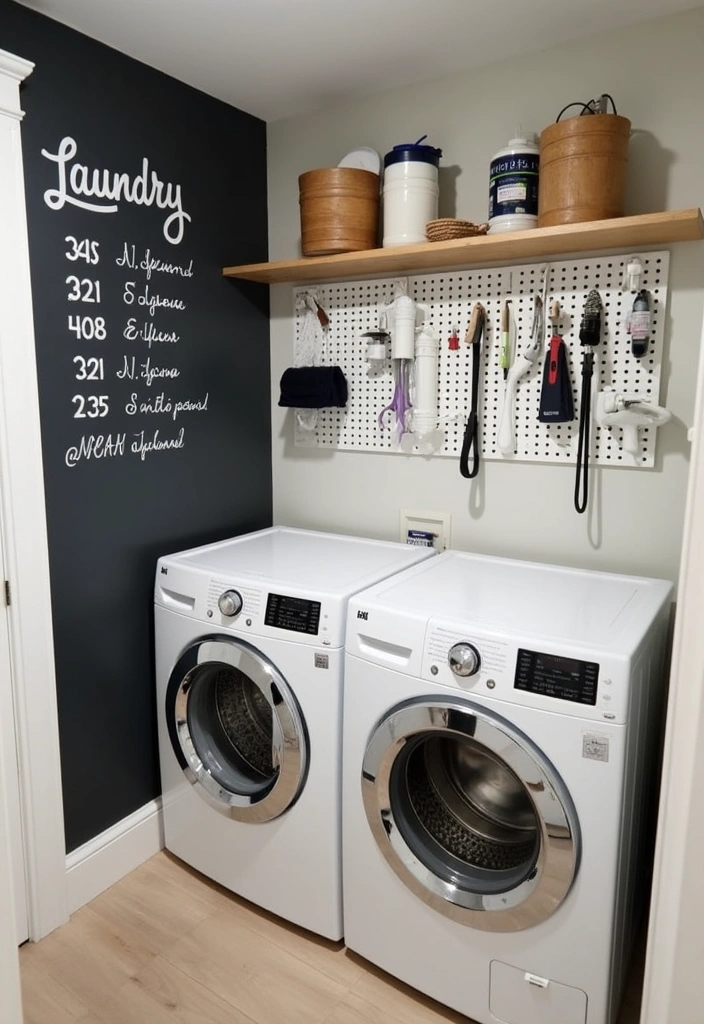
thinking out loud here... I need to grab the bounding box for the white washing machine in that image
[342,551,672,1024]
[155,526,434,940]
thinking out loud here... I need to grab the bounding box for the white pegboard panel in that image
[290,252,669,467]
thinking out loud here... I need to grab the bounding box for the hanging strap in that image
[574,290,602,515]
[460,305,485,479]
[574,351,594,513]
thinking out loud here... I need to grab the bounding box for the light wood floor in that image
[20,851,643,1024]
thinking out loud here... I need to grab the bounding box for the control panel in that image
[421,620,622,722]
[515,649,599,706]
[264,592,321,635]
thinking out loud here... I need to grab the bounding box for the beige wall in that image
[267,7,704,583]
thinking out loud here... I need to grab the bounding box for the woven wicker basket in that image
[426,218,489,242]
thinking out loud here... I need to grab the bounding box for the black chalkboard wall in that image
[1,3,272,851]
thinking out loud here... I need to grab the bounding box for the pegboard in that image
[290,252,669,467]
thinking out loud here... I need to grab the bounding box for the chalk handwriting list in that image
[61,218,205,467]
[42,137,191,245]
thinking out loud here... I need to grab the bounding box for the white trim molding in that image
[65,800,164,915]
[641,310,704,1024]
[0,49,68,939]
[0,710,23,1024]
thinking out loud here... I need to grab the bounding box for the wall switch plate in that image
[399,509,451,551]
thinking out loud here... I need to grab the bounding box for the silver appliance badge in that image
[582,734,609,762]
[314,653,329,669]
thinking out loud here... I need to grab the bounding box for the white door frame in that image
[0,719,23,1024]
[0,503,28,944]
[0,48,67,940]
[640,315,704,1022]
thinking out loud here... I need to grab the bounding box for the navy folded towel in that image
[278,366,348,409]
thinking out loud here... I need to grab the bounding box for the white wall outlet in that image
[399,509,451,551]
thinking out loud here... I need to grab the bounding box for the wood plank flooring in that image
[19,852,643,1024]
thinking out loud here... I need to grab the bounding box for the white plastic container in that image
[411,324,440,440]
[382,139,442,247]
[488,132,540,234]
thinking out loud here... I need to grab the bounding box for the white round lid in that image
[338,147,381,174]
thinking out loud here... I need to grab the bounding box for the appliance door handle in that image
[356,634,413,666]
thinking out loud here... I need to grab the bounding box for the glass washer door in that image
[362,697,579,931]
[166,636,308,823]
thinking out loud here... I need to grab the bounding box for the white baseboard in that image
[65,798,164,915]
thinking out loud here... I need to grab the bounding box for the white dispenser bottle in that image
[488,132,540,234]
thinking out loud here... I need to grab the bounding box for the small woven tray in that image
[426,218,489,242]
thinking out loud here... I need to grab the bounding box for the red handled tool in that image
[538,300,574,424]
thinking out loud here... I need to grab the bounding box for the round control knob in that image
[448,642,481,677]
[218,590,243,617]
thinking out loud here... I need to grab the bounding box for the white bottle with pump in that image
[488,131,540,234]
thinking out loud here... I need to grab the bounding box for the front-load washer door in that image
[166,636,308,823]
[362,697,579,931]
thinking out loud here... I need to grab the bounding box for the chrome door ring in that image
[362,698,579,930]
[168,637,307,823]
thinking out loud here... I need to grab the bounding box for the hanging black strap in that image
[574,351,594,514]
[460,310,484,479]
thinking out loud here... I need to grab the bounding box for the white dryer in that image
[155,526,434,940]
[342,551,672,1024]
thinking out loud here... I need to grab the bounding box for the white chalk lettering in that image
[123,281,187,317]
[125,391,173,417]
[124,390,208,418]
[116,243,136,269]
[42,137,191,244]
[172,392,209,420]
[141,249,194,281]
[123,318,180,349]
[65,433,126,467]
[117,355,136,380]
[142,358,180,388]
[131,427,185,460]
[116,356,180,386]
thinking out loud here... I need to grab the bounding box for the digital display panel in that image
[264,593,321,635]
[514,648,599,705]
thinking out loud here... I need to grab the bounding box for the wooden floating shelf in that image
[223,209,704,284]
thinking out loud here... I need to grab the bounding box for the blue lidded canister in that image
[382,136,443,247]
